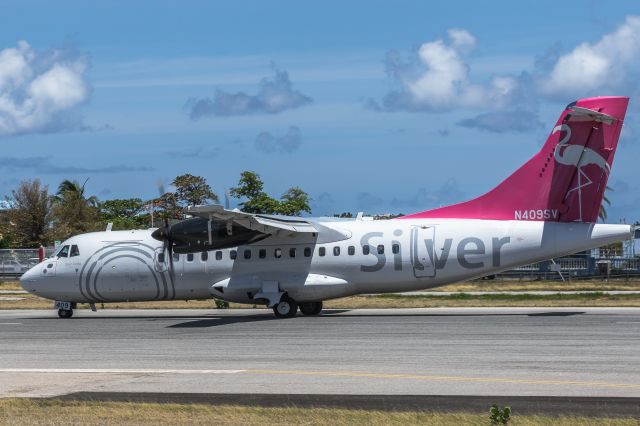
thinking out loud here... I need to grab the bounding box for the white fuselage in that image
[20,218,632,305]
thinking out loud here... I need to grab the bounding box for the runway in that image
[1,307,639,414]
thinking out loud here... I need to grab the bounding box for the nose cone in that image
[20,265,40,294]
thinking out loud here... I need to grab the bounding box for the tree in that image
[153,174,218,220]
[230,171,279,214]
[5,180,52,247]
[599,186,612,222]
[54,179,99,207]
[173,174,218,207]
[277,187,312,216]
[230,171,311,215]
[51,178,101,241]
[99,198,148,230]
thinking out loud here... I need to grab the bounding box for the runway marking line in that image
[245,369,640,390]
[0,369,245,374]
[2,368,638,390]
[0,323,21,325]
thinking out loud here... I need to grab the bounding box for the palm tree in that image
[598,186,612,222]
[51,178,100,240]
[54,178,99,207]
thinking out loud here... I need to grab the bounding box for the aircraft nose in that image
[20,265,40,294]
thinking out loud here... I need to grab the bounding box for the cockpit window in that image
[56,245,70,258]
[70,245,80,257]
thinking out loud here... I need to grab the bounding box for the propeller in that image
[151,180,175,281]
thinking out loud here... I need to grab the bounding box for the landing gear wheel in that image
[299,301,323,316]
[273,296,298,318]
[58,309,73,319]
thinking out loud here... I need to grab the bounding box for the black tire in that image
[58,309,73,319]
[299,301,323,316]
[273,296,298,318]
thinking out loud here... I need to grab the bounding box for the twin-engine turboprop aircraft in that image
[21,96,633,318]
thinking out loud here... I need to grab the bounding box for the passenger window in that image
[290,248,296,258]
[304,247,311,257]
[244,249,251,260]
[201,251,208,261]
[348,246,355,255]
[259,249,266,259]
[57,245,69,258]
[333,246,340,256]
[275,248,282,259]
[187,253,194,262]
[392,244,399,254]
[157,253,165,263]
[319,247,325,256]
[173,253,179,262]
[377,245,384,254]
[70,245,80,257]
[216,251,222,260]
[230,250,237,260]
[362,245,370,255]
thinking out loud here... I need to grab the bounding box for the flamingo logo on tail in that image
[552,124,610,221]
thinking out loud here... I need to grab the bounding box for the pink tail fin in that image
[403,96,629,223]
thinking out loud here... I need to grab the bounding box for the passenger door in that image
[411,226,436,278]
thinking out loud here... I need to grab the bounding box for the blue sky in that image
[1,0,640,221]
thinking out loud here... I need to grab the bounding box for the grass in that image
[4,279,640,310]
[0,399,637,426]
[5,278,640,294]
[438,278,640,292]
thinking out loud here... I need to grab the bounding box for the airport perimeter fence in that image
[1,249,640,281]
[0,248,56,278]
[495,255,640,280]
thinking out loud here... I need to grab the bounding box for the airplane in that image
[20,96,633,319]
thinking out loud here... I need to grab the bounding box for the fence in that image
[2,248,640,281]
[497,255,640,280]
[0,248,56,278]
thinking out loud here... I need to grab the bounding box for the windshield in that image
[56,245,69,258]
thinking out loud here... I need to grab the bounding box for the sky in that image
[1,0,640,221]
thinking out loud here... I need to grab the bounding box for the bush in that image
[489,404,511,425]
[214,299,229,309]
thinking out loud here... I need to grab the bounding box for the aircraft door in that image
[411,226,436,278]
[154,248,167,273]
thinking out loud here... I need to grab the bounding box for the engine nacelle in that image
[154,217,269,254]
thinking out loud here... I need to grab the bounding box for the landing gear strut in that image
[299,301,323,316]
[58,308,73,319]
[273,295,298,318]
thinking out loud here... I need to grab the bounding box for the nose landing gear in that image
[54,301,77,319]
[58,308,73,318]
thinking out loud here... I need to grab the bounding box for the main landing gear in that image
[299,301,323,316]
[273,295,298,318]
[272,296,323,318]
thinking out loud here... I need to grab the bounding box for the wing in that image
[186,204,318,235]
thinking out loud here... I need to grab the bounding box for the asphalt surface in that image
[1,308,639,415]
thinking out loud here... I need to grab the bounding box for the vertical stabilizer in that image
[402,97,629,222]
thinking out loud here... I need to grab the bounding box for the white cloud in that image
[372,16,640,119]
[447,28,476,52]
[376,30,521,112]
[540,15,640,97]
[0,41,90,137]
